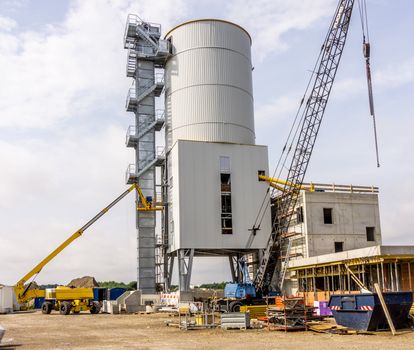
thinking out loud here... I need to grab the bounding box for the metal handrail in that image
[124,14,161,49]
[154,73,164,84]
[156,146,166,158]
[126,48,137,76]
[125,164,137,183]
[155,109,165,120]
[137,74,164,93]
[125,87,137,109]
[126,125,137,144]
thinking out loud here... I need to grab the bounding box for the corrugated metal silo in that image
[164,19,255,149]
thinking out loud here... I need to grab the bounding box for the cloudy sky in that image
[0,0,413,286]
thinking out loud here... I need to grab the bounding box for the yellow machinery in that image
[14,183,161,315]
[258,174,315,193]
[136,185,163,211]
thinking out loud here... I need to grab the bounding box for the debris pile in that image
[67,276,99,288]
[267,297,316,331]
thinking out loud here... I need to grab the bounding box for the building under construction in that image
[275,182,414,302]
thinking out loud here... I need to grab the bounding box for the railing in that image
[156,146,165,158]
[154,72,164,85]
[302,182,379,193]
[125,87,137,110]
[135,74,164,99]
[155,109,165,120]
[126,48,137,77]
[126,125,137,145]
[125,164,137,183]
[135,41,170,58]
[135,44,157,57]
[134,112,165,138]
[124,14,162,47]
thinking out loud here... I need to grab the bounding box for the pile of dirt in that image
[67,276,99,288]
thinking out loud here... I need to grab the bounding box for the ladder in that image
[279,238,292,290]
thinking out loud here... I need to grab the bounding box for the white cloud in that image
[0,124,137,285]
[334,57,414,98]
[255,95,299,123]
[225,0,336,61]
[0,15,17,31]
[0,0,189,285]
[0,0,188,129]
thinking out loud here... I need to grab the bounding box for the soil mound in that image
[67,276,99,288]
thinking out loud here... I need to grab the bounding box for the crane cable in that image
[250,38,328,238]
[358,0,380,167]
[250,9,339,236]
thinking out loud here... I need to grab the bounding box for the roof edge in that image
[164,19,252,44]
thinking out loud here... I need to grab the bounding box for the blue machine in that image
[34,297,45,309]
[224,258,257,299]
[224,283,256,299]
[108,288,127,300]
[93,288,108,302]
[329,292,413,331]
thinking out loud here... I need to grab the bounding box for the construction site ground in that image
[1,311,413,349]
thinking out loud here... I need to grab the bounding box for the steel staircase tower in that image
[123,15,170,293]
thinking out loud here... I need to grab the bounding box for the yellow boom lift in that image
[14,183,161,315]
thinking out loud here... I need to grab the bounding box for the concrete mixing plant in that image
[123,17,271,293]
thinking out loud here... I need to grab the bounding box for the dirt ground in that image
[1,311,414,350]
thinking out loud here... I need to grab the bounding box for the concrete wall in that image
[168,139,271,251]
[303,191,381,257]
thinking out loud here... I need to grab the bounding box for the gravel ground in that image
[0,311,413,350]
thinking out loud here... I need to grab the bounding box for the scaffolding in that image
[289,252,414,304]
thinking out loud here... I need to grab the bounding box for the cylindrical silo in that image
[164,19,255,150]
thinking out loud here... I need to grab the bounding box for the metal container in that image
[108,288,127,301]
[0,286,14,314]
[329,292,413,331]
[164,19,255,149]
[221,312,250,329]
[93,288,108,302]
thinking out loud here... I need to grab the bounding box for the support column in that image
[395,262,400,291]
[229,256,237,282]
[376,264,380,288]
[178,249,194,292]
[164,255,174,291]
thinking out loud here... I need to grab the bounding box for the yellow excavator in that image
[14,183,162,315]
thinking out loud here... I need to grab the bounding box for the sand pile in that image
[67,276,99,288]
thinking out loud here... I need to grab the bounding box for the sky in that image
[0,0,413,286]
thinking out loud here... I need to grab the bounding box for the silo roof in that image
[164,19,252,45]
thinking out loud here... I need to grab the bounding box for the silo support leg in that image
[178,249,194,292]
[164,255,174,291]
[229,256,237,282]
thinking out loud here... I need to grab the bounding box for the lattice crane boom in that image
[254,0,356,294]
